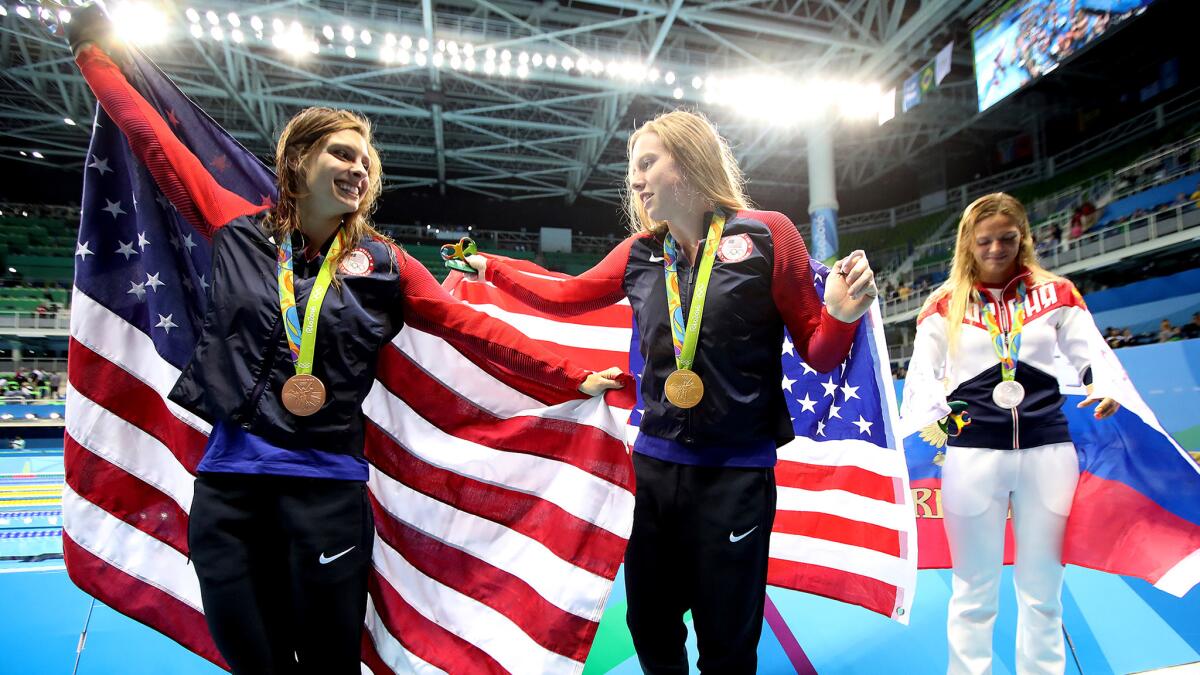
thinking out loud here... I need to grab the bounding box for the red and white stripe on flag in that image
[65,262,638,674]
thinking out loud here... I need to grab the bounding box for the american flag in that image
[66,42,636,673]
[470,256,918,622]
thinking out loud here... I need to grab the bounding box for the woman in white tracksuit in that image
[902,193,1119,675]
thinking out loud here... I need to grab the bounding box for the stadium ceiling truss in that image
[1,0,1037,207]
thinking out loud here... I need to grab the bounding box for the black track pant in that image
[188,473,373,675]
[624,452,777,675]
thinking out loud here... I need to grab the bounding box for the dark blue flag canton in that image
[74,47,276,372]
[625,260,890,448]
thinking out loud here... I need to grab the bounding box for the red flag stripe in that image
[68,338,207,472]
[767,558,899,618]
[775,460,898,504]
[63,534,226,669]
[365,422,627,580]
[369,493,597,663]
[376,346,634,491]
[64,434,189,555]
[772,511,902,558]
[368,569,508,675]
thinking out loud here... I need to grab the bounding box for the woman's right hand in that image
[464,254,487,277]
[579,367,625,396]
[67,4,116,58]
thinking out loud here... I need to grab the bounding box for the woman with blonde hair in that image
[467,110,878,673]
[68,9,622,673]
[902,192,1119,674]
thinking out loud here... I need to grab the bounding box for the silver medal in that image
[992,380,1025,409]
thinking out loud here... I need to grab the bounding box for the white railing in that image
[0,311,70,333]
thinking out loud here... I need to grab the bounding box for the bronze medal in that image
[281,373,327,417]
[664,368,704,409]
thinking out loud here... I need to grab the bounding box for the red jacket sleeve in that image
[754,210,859,373]
[483,236,637,316]
[395,248,590,395]
[75,44,265,236]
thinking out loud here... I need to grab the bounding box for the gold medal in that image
[281,373,327,417]
[664,368,704,409]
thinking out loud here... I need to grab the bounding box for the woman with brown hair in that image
[67,10,622,674]
[902,192,1118,675]
[467,110,878,673]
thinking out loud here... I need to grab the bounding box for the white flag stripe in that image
[464,302,633,352]
[769,532,912,588]
[369,469,612,620]
[776,486,912,533]
[62,484,204,612]
[365,385,634,539]
[371,533,583,675]
[461,274,632,306]
[65,385,195,512]
[70,290,211,435]
[391,328,630,441]
[777,437,908,479]
[364,595,445,675]
[1156,548,1200,597]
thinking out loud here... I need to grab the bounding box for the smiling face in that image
[628,131,694,227]
[299,128,371,224]
[971,213,1022,284]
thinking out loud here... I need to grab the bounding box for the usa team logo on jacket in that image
[717,233,754,263]
[338,247,374,276]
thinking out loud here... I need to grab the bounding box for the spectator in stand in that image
[1179,313,1200,341]
[10,436,25,450]
[1104,327,1123,349]
[1189,183,1200,211]
[1119,328,1134,347]
[899,282,912,301]
[1159,319,1179,343]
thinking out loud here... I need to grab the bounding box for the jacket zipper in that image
[243,310,285,427]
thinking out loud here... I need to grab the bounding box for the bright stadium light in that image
[400,35,412,50]
[341,25,353,41]
[464,57,476,71]
[485,47,495,61]
[518,51,528,64]
[231,28,244,43]
[205,10,218,26]
[531,52,542,67]
[414,51,427,66]
[15,5,31,19]
[450,54,462,70]
[227,12,240,27]
[545,54,556,69]
[417,37,428,52]
[64,117,76,126]
[673,87,683,99]
[463,43,475,57]
[32,151,44,159]
[484,60,496,75]
[210,25,223,41]
[249,16,263,32]
[360,30,371,45]
[517,63,529,78]
[0,6,8,17]
[665,71,676,85]
[500,49,511,62]
[322,25,333,41]
[647,67,659,82]
[447,41,458,55]
[499,62,511,76]
[436,39,445,52]
[190,23,203,38]
[431,52,443,67]
[692,75,703,89]
[185,7,199,23]
[397,50,411,64]
[380,45,394,63]
[561,56,573,71]
[345,45,356,58]
[272,18,284,34]
[59,9,71,23]
[112,3,169,46]
[385,33,396,47]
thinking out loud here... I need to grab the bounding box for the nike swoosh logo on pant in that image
[318,546,355,565]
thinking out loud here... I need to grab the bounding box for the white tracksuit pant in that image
[942,442,1080,675]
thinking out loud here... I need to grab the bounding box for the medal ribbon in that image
[277,228,346,375]
[662,212,725,370]
[977,280,1027,382]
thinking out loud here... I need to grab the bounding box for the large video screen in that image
[973,0,1156,112]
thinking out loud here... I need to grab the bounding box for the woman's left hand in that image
[824,250,878,323]
[579,367,626,396]
[1077,390,1120,420]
